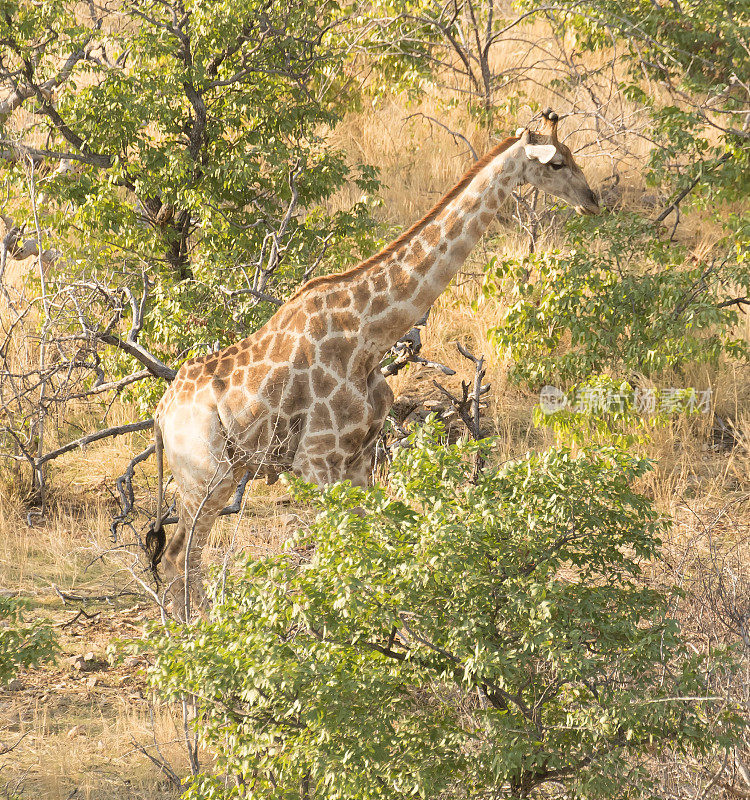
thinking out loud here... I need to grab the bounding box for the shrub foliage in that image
[145,423,740,798]
[0,597,56,686]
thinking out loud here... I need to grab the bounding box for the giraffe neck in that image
[358,138,524,358]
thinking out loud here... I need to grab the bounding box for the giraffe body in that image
[152,110,599,619]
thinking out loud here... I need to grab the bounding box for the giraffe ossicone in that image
[148,109,600,620]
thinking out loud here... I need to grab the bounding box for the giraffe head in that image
[516,109,600,215]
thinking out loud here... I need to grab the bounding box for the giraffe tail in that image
[145,419,167,582]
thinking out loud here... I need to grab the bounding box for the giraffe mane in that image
[288,135,521,302]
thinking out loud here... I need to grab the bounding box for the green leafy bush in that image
[0,597,57,685]
[144,422,740,798]
[485,212,750,388]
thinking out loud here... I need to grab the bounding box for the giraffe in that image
[148,109,599,619]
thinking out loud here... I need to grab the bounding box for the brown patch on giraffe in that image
[442,209,458,230]
[340,427,367,452]
[290,336,316,365]
[370,293,388,317]
[211,377,226,392]
[465,195,482,214]
[262,365,292,395]
[281,376,311,412]
[202,359,219,377]
[306,313,329,341]
[236,363,269,393]
[223,387,247,411]
[318,337,356,375]
[400,273,420,296]
[352,281,370,307]
[330,385,361,424]
[446,215,465,240]
[421,225,440,248]
[310,456,330,475]
[230,368,246,386]
[196,372,212,388]
[421,253,436,271]
[410,239,426,260]
[472,174,490,193]
[236,348,251,367]
[301,431,335,450]
[327,453,344,472]
[450,239,472,261]
[371,272,389,294]
[467,217,483,239]
[480,210,494,226]
[225,344,239,357]
[309,403,334,433]
[267,335,292,364]
[213,357,235,379]
[369,311,411,345]
[333,311,359,331]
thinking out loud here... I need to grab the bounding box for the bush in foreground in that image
[146,423,740,798]
[0,598,56,686]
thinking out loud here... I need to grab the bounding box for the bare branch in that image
[37,420,154,466]
[403,112,479,161]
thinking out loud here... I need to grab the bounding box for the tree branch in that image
[37,419,154,466]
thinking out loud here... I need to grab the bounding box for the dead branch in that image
[0,40,93,127]
[654,152,732,224]
[112,443,158,539]
[63,369,153,400]
[433,342,490,476]
[717,297,750,310]
[83,277,177,382]
[158,472,252,527]
[37,419,154,466]
[51,584,146,604]
[403,112,479,161]
[0,732,30,756]
[128,736,182,789]
[433,343,490,441]
[218,284,283,306]
[59,609,100,628]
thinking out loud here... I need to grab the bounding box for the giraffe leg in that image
[159,418,238,621]
[162,473,236,621]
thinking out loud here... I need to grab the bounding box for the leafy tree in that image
[0,597,56,685]
[485,212,750,388]
[539,0,750,199]
[143,422,740,798]
[0,0,381,361]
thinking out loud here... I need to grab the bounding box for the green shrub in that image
[0,597,57,685]
[485,212,749,389]
[144,422,741,798]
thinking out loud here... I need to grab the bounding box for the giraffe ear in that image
[524,143,557,164]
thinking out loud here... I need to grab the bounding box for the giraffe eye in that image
[550,161,565,170]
